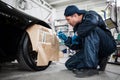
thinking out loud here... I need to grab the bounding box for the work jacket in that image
[65,10,102,50]
[65,10,116,57]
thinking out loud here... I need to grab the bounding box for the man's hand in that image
[57,31,68,41]
[72,35,79,44]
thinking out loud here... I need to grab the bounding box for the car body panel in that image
[0,0,52,63]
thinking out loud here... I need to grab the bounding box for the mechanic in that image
[57,5,116,78]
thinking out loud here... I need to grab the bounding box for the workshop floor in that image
[0,57,120,80]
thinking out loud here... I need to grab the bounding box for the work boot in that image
[98,57,109,71]
[72,69,79,74]
[74,69,99,78]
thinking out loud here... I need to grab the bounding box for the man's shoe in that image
[99,57,109,71]
[72,69,81,74]
[74,69,99,78]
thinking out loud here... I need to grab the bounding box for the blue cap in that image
[64,5,86,16]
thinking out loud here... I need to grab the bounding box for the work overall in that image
[65,28,100,70]
[65,11,116,70]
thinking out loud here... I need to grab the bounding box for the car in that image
[0,0,59,71]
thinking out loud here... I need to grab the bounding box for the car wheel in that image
[17,32,51,71]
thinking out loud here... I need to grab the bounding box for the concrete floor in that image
[0,57,120,80]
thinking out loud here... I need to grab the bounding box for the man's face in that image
[65,13,82,27]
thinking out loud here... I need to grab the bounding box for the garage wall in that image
[117,0,120,30]
[55,0,107,20]
[1,0,56,24]
[1,0,16,7]
[2,0,106,21]
[1,0,106,22]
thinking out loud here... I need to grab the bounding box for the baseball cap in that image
[64,5,86,16]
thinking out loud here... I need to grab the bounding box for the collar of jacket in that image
[73,11,89,33]
[73,22,80,33]
[73,13,86,33]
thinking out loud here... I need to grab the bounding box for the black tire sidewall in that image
[18,32,51,71]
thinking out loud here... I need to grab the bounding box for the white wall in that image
[1,0,16,7]
[1,0,109,30]
[55,0,106,20]
[117,0,120,26]
[1,0,55,23]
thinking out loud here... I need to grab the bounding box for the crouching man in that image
[57,5,116,78]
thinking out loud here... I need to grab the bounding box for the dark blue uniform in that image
[64,11,116,70]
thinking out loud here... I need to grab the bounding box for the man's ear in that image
[73,13,78,17]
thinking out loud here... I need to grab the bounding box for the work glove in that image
[57,31,68,41]
[72,35,79,44]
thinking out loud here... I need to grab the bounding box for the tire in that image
[17,32,51,71]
